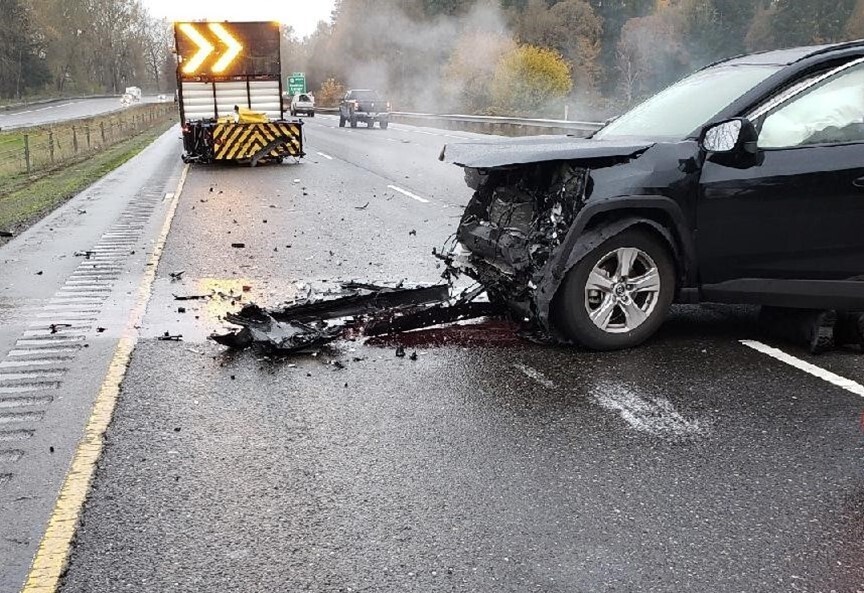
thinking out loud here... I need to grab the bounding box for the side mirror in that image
[701,118,759,155]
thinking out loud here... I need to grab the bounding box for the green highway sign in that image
[288,73,306,95]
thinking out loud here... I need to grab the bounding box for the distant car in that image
[339,89,390,129]
[291,93,315,117]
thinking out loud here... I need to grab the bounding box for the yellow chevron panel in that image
[212,122,304,161]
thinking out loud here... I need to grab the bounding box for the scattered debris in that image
[173,294,209,301]
[96,327,107,333]
[211,306,342,354]
[158,332,183,342]
[231,243,246,249]
[0,230,12,238]
[355,202,370,210]
[209,282,503,356]
[178,307,187,314]
[395,345,406,358]
[36,271,43,276]
[169,270,186,281]
[74,250,95,259]
[409,351,418,361]
[408,229,417,236]
[49,323,72,334]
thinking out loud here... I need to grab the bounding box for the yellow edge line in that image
[20,163,190,593]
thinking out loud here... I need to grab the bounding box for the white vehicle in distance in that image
[124,86,142,102]
[290,93,315,117]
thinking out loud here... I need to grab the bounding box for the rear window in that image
[349,91,379,101]
[297,94,310,102]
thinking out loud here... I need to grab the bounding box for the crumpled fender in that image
[533,216,680,336]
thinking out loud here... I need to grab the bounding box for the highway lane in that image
[0,97,159,130]
[1,118,863,592]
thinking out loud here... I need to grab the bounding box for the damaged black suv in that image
[441,41,864,350]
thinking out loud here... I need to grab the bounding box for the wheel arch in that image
[534,201,694,335]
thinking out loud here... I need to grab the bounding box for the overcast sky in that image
[142,0,336,38]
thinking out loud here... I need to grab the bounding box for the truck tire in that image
[380,120,389,130]
[350,117,358,128]
[553,228,675,351]
[339,116,346,127]
[310,111,315,117]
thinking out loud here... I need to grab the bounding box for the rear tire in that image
[553,228,675,351]
[310,111,315,117]
[380,120,389,130]
[350,117,358,128]
[339,116,346,127]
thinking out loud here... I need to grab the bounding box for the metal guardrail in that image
[314,107,603,137]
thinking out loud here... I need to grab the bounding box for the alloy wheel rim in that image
[584,247,661,334]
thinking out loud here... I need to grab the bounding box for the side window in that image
[758,64,864,149]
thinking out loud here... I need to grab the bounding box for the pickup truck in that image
[339,89,390,129]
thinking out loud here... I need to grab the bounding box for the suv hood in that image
[440,135,655,169]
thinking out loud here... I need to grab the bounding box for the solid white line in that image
[740,340,864,397]
[316,152,333,160]
[387,184,429,204]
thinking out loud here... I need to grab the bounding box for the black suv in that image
[442,41,864,350]
[339,89,390,129]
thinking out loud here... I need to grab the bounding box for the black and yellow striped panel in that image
[212,122,303,161]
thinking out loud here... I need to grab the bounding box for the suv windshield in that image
[595,64,782,140]
[350,90,379,101]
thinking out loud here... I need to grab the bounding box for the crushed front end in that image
[448,162,589,321]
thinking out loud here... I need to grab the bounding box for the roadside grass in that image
[0,120,173,233]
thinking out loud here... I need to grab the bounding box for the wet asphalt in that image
[10,115,864,592]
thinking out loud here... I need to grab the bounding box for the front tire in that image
[339,116,346,127]
[380,120,389,129]
[553,228,675,351]
[350,116,358,128]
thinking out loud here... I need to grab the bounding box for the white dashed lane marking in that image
[741,340,864,398]
[387,184,429,204]
[316,151,333,160]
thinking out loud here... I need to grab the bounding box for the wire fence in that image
[0,103,176,182]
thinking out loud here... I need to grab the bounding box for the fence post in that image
[100,121,105,143]
[85,126,91,150]
[23,135,30,174]
[48,131,54,164]
[72,126,78,154]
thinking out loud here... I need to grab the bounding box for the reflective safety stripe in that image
[212,122,303,160]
